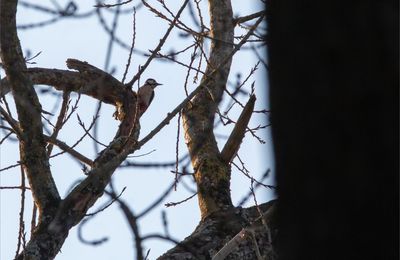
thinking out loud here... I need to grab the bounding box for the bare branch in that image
[86,187,127,217]
[44,135,94,167]
[0,0,60,221]
[14,164,27,258]
[174,112,182,190]
[0,186,30,190]
[221,95,256,163]
[122,8,137,83]
[107,184,144,260]
[0,106,22,138]
[234,11,265,25]
[0,162,22,173]
[165,192,197,207]
[47,91,70,155]
[94,0,133,8]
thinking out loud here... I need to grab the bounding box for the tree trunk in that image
[160,1,276,259]
[182,0,234,220]
[267,1,397,259]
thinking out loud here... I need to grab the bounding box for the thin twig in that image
[77,115,108,148]
[174,112,181,190]
[122,8,136,83]
[224,62,260,112]
[183,44,199,96]
[14,163,26,258]
[194,0,206,30]
[47,91,70,156]
[161,210,170,237]
[108,182,144,260]
[166,42,196,57]
[231,161,274,189]
[85,187,127,216]
[0,186,31,190]
[44,135,94,167]
[250,179,271,243]
[170,170,194,176]
[127,149,156,158]
[50,107,99,160]
[251,44,269,70]
[0,131,13,144]
[165,192,197,207]
[126,0,190,87]
[0,162,22,172]
[144,249,151,260]
[94,0,133,8]
[234,11,265,25]
[0,106,22,138]
[238,169,274,206]
[137,180,180,218]
[154,51,205,74]
[121,153,189,168]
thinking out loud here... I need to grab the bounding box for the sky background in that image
[0,1,274,259]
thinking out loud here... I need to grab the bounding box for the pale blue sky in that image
[0,1,274,259]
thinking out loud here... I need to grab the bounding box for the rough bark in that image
[159,200,277,260]
[0,2,142,259]
[159,1,274,259]
[0,0,273,259]
[0,1,62,255]
[182,0,234,221]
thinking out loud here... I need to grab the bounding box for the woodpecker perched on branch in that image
[137,78,162,116]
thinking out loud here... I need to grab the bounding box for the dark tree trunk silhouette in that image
[267,1,398,259]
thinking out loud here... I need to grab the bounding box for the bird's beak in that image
[156,83,163,86]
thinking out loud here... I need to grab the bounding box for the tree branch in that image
[181,0,235,219]
[0,0,60,220]
[1,64,131,107]
[221,94,256,163]
[44,135,94,167]
[233,10,265,25]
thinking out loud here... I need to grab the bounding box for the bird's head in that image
[145,78,162,89]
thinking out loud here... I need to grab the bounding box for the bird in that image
[137,78,162,116]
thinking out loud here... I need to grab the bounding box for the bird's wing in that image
[148,91,155,106]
